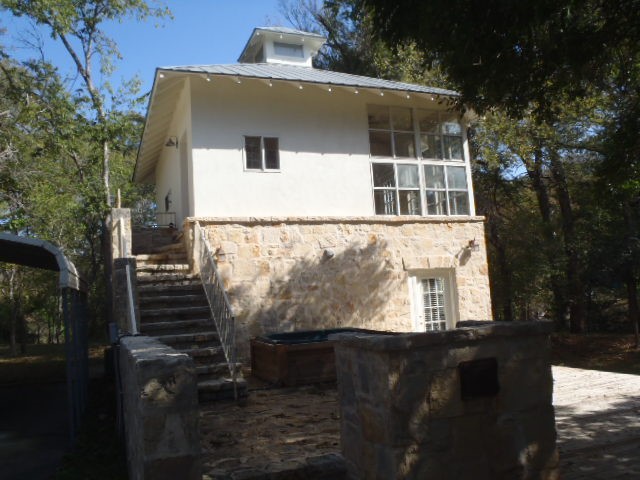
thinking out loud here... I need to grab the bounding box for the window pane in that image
[420,134,442,159]
[448,191,470,215]
[368,105,390,129]
[372,163,396,188]
[417,110,439,133]
[441,116,462,135]
[447,166,468,189]
[264,137,279,169]
[374,190,397,215]
[422,277,447,331]
[391,107,413,131]
[397,164,419,188]
[424,165,445,189]
[399,190,421,215]
[369,131,392,157]
[245,136,261,169]
[426,190,448,215]
[443,135,463,160]
[394,133,416,157]
[274,42,304,58]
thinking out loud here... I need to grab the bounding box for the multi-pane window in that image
[411,273,456,332]
[372,163,421,215]
[244,136,280,171]
[368,105,470,216]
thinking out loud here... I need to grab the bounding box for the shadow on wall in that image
[228,239,399,340]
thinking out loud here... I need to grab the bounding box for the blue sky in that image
[0,0,285,95]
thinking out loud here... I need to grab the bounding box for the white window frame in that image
[408,269,458,332]
[243,135,280,172]
[368,105,474,217]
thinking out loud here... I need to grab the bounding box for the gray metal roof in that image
[254,26,326,39]
[160,63,459,97]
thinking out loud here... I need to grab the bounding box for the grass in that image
[551,332,640,374]
[0,343,106,385]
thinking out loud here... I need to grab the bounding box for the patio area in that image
[200,366,640,479]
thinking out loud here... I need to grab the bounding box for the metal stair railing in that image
[115,216,139,335]
[193,221,238,400]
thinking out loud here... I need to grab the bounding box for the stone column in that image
[331,322,559,480]
[119,336,201,480]
[110,208,132,259]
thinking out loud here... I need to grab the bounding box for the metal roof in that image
[252,26,326,38]
[0,232,85,290]
[160,63,459,97]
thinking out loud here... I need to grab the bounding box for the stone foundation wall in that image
[331,321,559,479]
[187,217,492,360]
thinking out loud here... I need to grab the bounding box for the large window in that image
[244,136,280,171]
[368,105,470,216]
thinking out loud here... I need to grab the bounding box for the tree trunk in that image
[524,147,567,327]
[549,150,586,333]
[9,267,17,356]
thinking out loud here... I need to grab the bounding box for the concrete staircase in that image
[135,241,246,402]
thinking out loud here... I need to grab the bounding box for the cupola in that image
[238,26,327,67]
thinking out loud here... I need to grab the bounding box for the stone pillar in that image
[119,336,201,480]
[110,208,132,259]
[113,257,140,335]
[331,321,559,480]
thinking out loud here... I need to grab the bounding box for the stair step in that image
[136,252,187,262]
[140,305,211,321]
[198,377,248,402]
[154,331,219,346]
[139,294,208,306]
[196,362,241,379]
[136,272,199,285]
[137,283,203,295]
[137,263,189,273]
[178,346,226,364]
[140,318,212,335]
[152,242,185,254]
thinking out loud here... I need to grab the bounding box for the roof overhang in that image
[0,232,85,291]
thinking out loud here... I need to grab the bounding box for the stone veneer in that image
[186,217,492,361]
[331,321,559,479]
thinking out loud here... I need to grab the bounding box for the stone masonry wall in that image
[188,217,492,360]
[331,321,559,479]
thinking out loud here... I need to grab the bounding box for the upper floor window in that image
[368,105,470,216]
[244,136,280,171]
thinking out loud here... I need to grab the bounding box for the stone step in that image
[198,377,248,402]
[136,263,190,273]
[153,331,219,347]
[136,252,188,263]
[136,272,199,286]
[196,362,242,380]
[152,242,185,254]
[137,283,204,296]
[140,305,211,321]
[140,318,213,335]
[178,346,226,365]
[138,294,208,308]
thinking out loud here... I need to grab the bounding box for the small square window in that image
[244,136,280,171]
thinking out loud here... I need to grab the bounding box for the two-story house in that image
[134,27,493,358]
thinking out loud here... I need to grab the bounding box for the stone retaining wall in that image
[331,321,559,479]
[187,217,492,360]
[119,336,201,480]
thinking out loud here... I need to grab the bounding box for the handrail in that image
[193,221,237,399]
[116,217,138,335]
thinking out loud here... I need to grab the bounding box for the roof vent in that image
[238,27,327,67]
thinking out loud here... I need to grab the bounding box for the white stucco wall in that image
[188,77,467,218]
[154,80,193,226]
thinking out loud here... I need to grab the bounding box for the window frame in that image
[409,269,458,332]
[243,135,281,172]
[368,105,473,217]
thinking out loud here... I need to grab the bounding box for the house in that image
[133,27,493,359]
